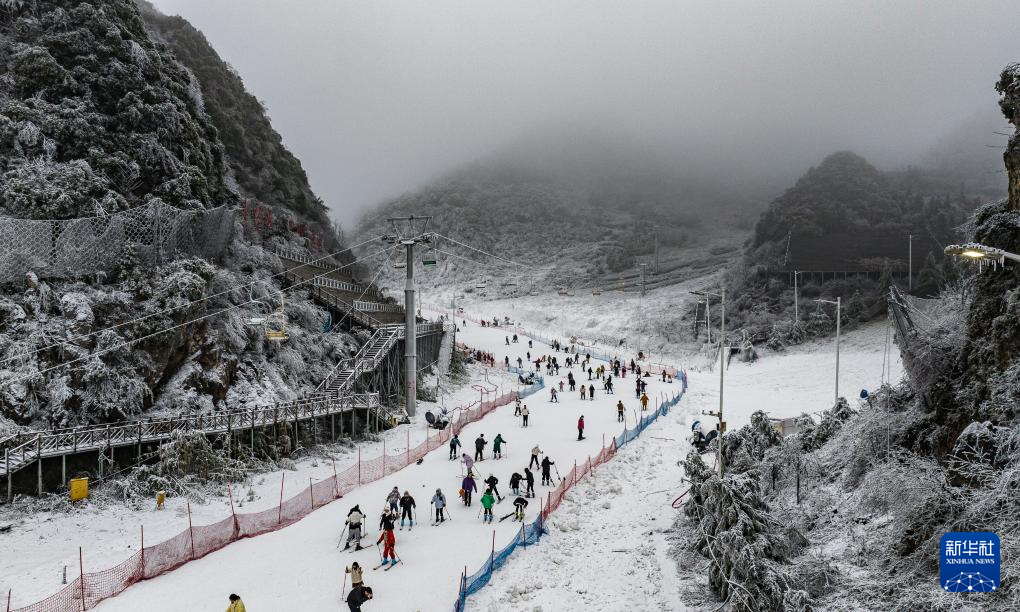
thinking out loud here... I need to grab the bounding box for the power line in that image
[1,245,396,388]
[326,245,397,333]
[433,233,525,269]
[0,235,384,367]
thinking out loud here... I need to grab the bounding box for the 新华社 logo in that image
[940,532,1000,592]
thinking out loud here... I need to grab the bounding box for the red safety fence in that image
[9,391,519,612]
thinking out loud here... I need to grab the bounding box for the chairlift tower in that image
[383,215,434,418]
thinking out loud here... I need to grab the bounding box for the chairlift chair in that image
[264,297,289,342]
[592,287,603,296]
[392,248,407,269]
[422,244,438,267]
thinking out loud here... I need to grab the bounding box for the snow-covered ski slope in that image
[94,322,686,612]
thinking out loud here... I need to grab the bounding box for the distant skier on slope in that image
[541,456,556,485]
[344,505,366,550]
[641,393,649,410]
[346,586,374,612]
[474,434,487,461]
[588,384,595,400]
[461,453,475,474]
[524,467,536,497]
[430,488,447,524]
[484,473,503,502]
[461,473,477,506]
[480,488,496,523]
[449,434,462,460]
[385,487,400,514]
[521,405,530,427]
[577,415,585,440]
[493,433,506,458]
[513,496,529,521]
[399,491,416,529]
[529,445,542,469]
[509,471,523,496]
[617,400,625,422]
[376,523,397,567]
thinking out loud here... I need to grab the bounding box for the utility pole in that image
[384,216,434,418]
[793,270,801,323]
[815,297,841,403]
[639,263,647,297]
[908,234,913,292]
[653,230,659,274]
[690,286,726,478]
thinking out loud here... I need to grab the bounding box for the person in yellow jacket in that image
[227,593,245,612]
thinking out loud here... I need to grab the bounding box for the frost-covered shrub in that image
[721,410,783,474]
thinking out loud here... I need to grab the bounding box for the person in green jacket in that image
[480,488,496,523]
[492,434,506,459]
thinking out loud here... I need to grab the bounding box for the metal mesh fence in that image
[0,202,235,284]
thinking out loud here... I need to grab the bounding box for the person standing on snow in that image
[524,468,536,497]
[379,507,396,532]
[461,473,477,506]
[530,445,542,469]
[385,487,400,514]
[550,387,559,403]
[641,393,649,410]
[509,472,523,495]
[568,372,576,391]
[484,473,503,501]
[480,488,496,523]
[514,397,522,416]
[521,405,530,427]
[431,488,447,523]
[606,378,614,394]
[461,453,475,474]
[513,496,529,521]
[345,562,364,589]
[617,400,625,422]
[377,522,397,567]
[577,415,585,440]
[541,456,556,485]
[449,433,462,460]
[344,505,366,550]
[399,491,416,529]
[588,384,595,400]
[346,586,374,612]
[580,385,587,400]
[517,356,523,369]
[474,434,487,461]
[559,380,565,392]
[493,433,506,458]
[226,594,246,612]
[587,366,593,381]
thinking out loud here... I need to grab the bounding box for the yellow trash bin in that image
[69,477,89,502]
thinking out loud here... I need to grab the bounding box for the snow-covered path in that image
[94,322,683,612]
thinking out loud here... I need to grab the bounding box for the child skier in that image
[617,400,625,422]
[493,433,506,458]
[481,488,496,523]
[346,562,364,588]
[641,393,649,410]
[385,487,400,514]
[376,523,397,567]
[449,434,461,460]
[550,388,559,402]
[430,488,447,524]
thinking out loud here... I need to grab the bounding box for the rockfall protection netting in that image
[453,374,687,611]
[0,202,235,283]
[9,390,521,612]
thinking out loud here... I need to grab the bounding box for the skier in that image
[506,336,510,346]
[514,397,522,416]
[558,380,565,392]
[346,586,374,612]
[528,340,533,348]
[385,486,400,515]
[588,383,595,400]
[635,380,642,399]
[513,334,518,343]
[461,453,475,474]
[344,505,365,550]
[541,456,556,485]
[509,471,523,496]
[376,525,397,568]
[227,594,246,612]
[399,491,416,529]
[529,445,542,469]
[480,488,496,523]
[346,562,364,589]
[577,415,585,440]
[462,473,477,506]
[493,433,506,458]
[512,496,529,521]
[641,393,649,411]
[379,507,396,532]
[516,356,523,369]
[484,473,503,502]
[588,367,593,380]
[524,467,536,497]
[662,370,668,383]
[606,378,614,394]
[430,488,447,524]
[580,385,587,400]
[474,434,487,461]
[568,372,576,391]
[617,400,625,422]
[521,405,530,427]
[449,434,462,460]
[505,356,510,368]
[550,388,559,402]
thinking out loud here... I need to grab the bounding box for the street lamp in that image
[945,243,1020,267]
[814,297,841,404]
[690,286,726,478]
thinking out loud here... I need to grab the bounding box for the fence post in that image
[406,429,410,466]
[228,488,238,534]
[332,459,339,499]
[187,502,196,559]
[573,460,577,486]
[490,530,496,571]
[278,473,286,524]
[6,588,9,612]
[358,447,362,485]
[383,439,386,476]
[139,525,145,578]
[309,477,315,510]
[79,547,85,611]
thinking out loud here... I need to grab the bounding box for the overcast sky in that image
[151,0,1017,223]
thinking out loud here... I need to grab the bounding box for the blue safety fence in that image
[507,365,545,400]
[452,371,688,611]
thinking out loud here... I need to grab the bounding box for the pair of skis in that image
[372,559,401,571]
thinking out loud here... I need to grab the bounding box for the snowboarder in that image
[346,585,374,612]
[431,488,447,524]
[640,393,649,411]
[524,467,536,497]
[346,562,364,589]
[461,453,475,474]
[512,496,529,521]
[399,491,416,529]
[474,434,487,461]
[617,400,625,422]
[550,388,559,402]
[509,471,523,496]
[541,456,556,485]
[577,415,585,440]
[227,594,246,612]
[385,487,400,514]
[588,384,595,400]
[461,473,477,506]
[530,445,542,469]
[449,434,462,460]
[481,488,496,523]
[521,405,530,427]
[344,505,365,550]
[493,433,506,458]
[484,473,503,501]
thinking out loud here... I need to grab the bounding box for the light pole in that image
[907,234,913,292]
[945,243,1020,266]
[690,286,726,478]
[814,297,841,404]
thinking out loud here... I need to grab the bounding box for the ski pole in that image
[341,568,348,596]
[376,542,383,561]
[336,524,349,548]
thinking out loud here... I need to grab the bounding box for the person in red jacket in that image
[377,525,397,567]
[577,415,585,440]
